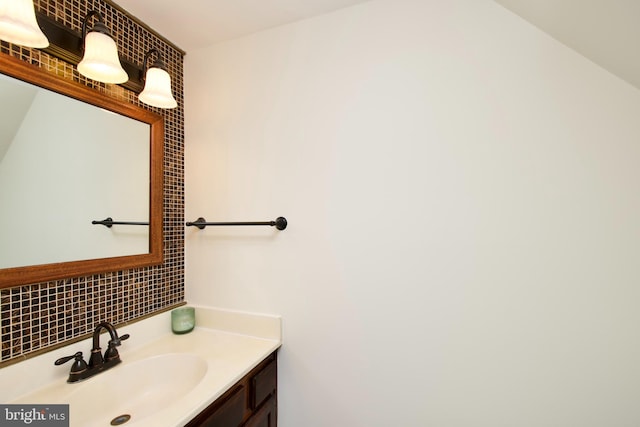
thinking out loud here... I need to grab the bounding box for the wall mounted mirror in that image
[0,53,163,288]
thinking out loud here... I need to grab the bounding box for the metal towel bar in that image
[186,217,287,230]
[91,217,149,227]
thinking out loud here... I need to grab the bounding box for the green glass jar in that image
[171,307,195,334]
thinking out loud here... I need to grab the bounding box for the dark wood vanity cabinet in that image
[185,352,277,427]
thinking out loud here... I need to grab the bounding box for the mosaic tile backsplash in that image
[0,0,185,363]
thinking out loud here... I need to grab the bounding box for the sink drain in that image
[110,414,131,425]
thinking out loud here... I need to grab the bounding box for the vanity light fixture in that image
[77,10,128,84]
[0,0,49,47]
[4,7,181,95]
[138,48,177,109]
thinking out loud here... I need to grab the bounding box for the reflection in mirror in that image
[0,74,150,268]
[0,53,163,288]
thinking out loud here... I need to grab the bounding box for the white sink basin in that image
[67,353,207,426]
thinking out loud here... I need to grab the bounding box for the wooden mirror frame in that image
[0,53,163,288]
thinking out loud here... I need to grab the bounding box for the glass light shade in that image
[0,0,49,47]
[77,30,128,84]
[138,66,177,109]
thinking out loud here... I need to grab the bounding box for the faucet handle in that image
[105,333,130,361]
[115,333,130,345]
[55,351,84,365]
[55,352,89,383]
[54,351,88,373]
[108,333,130,347]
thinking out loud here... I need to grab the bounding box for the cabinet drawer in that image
[251,359,277,409]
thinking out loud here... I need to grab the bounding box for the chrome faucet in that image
[54,322,129,383]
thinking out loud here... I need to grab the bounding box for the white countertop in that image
[0,306,282,427]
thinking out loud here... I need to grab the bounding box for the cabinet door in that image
[187,385,246,427]
[244,395,276,427]
[185,352,278,427]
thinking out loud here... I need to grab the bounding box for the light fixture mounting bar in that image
[35,12,144,93]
